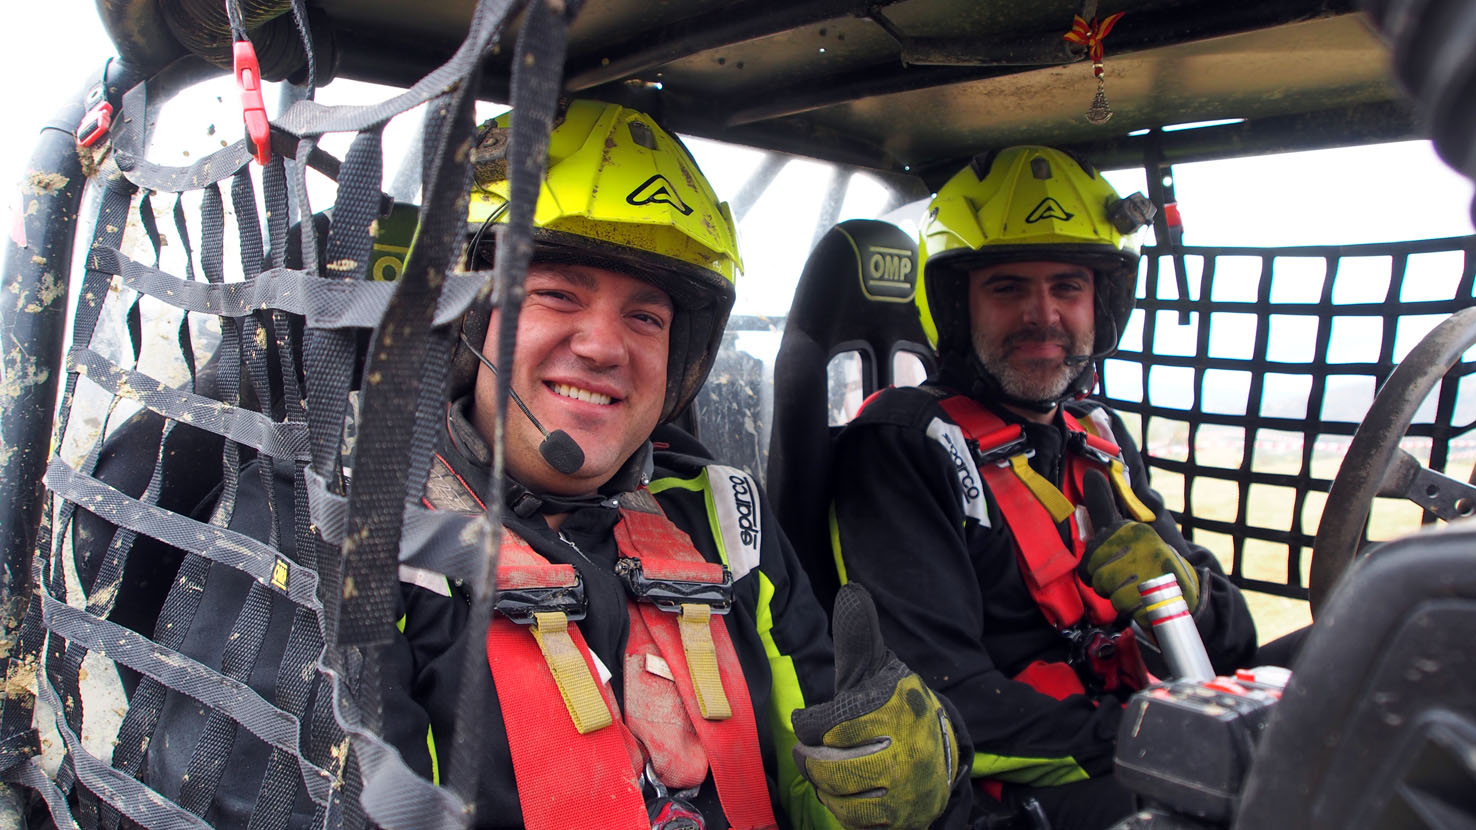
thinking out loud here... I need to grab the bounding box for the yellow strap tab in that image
[1108,460,1156,522]
[531,611,613,735]
[1008,454,1075,522]
[677,603,732,721]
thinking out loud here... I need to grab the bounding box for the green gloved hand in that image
[1081,469,1200,628]
[791,583,959,828]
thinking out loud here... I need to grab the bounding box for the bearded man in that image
[828,146,1257,830]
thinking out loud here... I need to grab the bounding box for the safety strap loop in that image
[529,611,614,734]
[1007,454,1076,522]
[676,603,732,720]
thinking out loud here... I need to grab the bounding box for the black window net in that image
[1100,239,1476,603]
[0,0,583,827]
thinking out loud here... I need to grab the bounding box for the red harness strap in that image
[937,397,1154,697]
[486,537,650,830]
[615,507,778,830]
[939,396,1118,630]
[423,449,776,829]
[423,453,648,826]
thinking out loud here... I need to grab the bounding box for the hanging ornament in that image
[1064,12,1125,125]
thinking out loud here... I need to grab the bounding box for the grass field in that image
[1123,416,1474,643]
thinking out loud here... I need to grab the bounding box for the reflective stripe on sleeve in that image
[971,751,1091,787]
[755,572,844,830]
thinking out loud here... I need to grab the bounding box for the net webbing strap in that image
[67,348,310,458]
[13,0,570,825]
[324,0,544,821]
[184,155,281,810]
[110,83,340,197]
[305,469,487,583]
[335,123,454,649]
[442,0,584,808]
[255,152,319,830]
[87,247,482,328]
[1105,238,1476,598]
[300,136,387,751]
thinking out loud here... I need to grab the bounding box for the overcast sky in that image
[2,4,114,200]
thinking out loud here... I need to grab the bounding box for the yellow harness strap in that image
[530,610,613,734]
[1106,458,1156,522]
[1074,411,1156,522]
[677,603,733,720]
[1007,454,1076,522]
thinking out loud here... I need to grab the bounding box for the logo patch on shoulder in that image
[627,175,693,216]
[925,417,990,527]
[708,465,761,580]
[1025,197,1073,224]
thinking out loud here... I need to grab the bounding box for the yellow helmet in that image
[460,99,742,422]
[916,145,1153,360]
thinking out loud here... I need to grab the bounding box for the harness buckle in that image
[616,557,734,615]
[644,762,706,829]
[976,435,1030,466]
[493,575,588,624]
[1061,624,1116,670]
[1068,430,1122,467]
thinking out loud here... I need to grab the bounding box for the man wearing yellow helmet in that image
[828,147,1257,828]
[65,99,969,829]
[396,100,970,829]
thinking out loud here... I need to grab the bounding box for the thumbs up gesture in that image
[791,584,959,828]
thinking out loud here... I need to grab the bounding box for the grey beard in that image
[974,327,1093,403]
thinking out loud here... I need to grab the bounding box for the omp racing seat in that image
[765,219,934,615]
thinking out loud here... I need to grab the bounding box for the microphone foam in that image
[539,430,585,476]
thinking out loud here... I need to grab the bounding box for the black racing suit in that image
[829,383,1258,825]
[397,402,851,828]
[76,399,974,829]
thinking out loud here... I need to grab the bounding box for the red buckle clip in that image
[974,425,1027,464]
[233,40,272,166]
[78,101,114,148]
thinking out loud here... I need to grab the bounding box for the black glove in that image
[792,583,959,828]
[1081,469,1200,628]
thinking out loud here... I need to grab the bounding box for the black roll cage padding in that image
[0,61,139,641]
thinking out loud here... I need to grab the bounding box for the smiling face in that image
[473,263,673,496]
[968,260,1096,413]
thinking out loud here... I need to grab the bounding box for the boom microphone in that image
[459,334,587,476]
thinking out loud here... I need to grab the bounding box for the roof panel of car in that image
[99,0,1413,181]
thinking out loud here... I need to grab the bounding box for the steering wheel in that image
[1309,305,1476,616]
